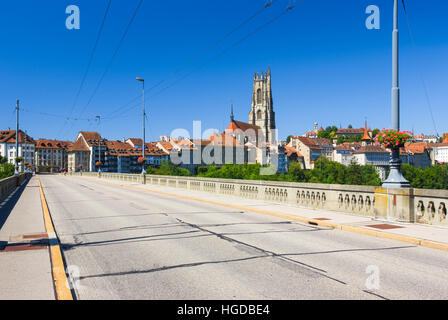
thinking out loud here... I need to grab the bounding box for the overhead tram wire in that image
[22,108,96,121]
[145,0,281,93]
[92,0,281,122]
[75,0,299,127]
[76,0,144,122]
[402,2,439,137]
[102,94,142,119]
[57,0,112,139]
[149,0,305,99]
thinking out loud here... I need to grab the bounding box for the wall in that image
[69,172,448,226]
[0,173,32,200]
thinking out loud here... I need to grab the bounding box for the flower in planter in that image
[96,161,103,167]
[374,129,412,149]
[137,157,147,164]
[15,157,23,163]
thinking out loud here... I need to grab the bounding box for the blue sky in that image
[0,0,447,142]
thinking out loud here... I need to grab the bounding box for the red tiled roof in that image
[173,138,195,150]
[126,138,143,147]
[226,120,261,133]
[191,139,211,147]
[158,141,174,151]
[295,136,323,150]
[304,131,317,137]
[36,139,72,150]
[0,130,35,144]
[79,131,100,141]
[68,138,90,152]
[79,131,107,146]
[353,145,389,154]
[284,146,304,158]
[404,142,430,154]
[209,133,244,147]
[145,143,169,156]
[334,142,362,151]
[429,142,448,148]
[336,128,364,135]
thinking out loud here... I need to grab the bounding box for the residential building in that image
[352,145,390,180]
[77,131,108,172]
[67,138,90,172]
[333,142,362,166]
[35,139,72,172]
[106,140,133,173]
[0,130,35,171]
[288,136,323,169]
[144,142,169,166]
[422,135,440,144]
[430,142,448,165]
[402,142,432,169]
[283,145,305,171]
[313,138,334,161]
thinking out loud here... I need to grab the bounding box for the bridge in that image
[1,173,448,299]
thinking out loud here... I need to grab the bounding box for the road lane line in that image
[37,177,74,300]
[75,176,448,252]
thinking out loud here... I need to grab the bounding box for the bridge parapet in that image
[0,173,32,200]
[69,172,448,226]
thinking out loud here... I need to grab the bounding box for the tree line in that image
[146,158,448,190]
[147,158,382,186]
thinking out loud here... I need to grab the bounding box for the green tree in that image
[318,126,338,140]
[371,128,380,140]
[288,162,307,182]
[0,163,15,180]
[286,135,293,145]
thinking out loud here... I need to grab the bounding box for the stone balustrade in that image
[69,172,448,226]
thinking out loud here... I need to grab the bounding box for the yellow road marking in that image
[77,176,448,252]
[37,177,74,300]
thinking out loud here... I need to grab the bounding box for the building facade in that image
[0,130,35,171]
[35,140,72,172]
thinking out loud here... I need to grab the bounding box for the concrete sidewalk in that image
[0,176,55,300]
[77,175,448,251]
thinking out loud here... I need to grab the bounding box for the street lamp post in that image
[15,99,19,175]
[382,0,410,188]
[136,77,146,174]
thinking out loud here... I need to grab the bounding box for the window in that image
[256,88,262,104]
[257,109,262,120]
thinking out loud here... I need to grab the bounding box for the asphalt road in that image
[39,175,448,300]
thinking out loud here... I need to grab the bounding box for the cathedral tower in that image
[248,67,276,144]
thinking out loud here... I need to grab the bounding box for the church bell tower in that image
[248,67,276,144]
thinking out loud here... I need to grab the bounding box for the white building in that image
[432,142,448,164]
[333,142,362,166]
[352,145,390,180]
[0,130,35,171]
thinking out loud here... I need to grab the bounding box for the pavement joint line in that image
[77,176,448,252]
[37,177,74,300]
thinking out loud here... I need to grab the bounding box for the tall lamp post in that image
[15,99,19,175]
[136,77,146,174]
[382,0,410,188]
